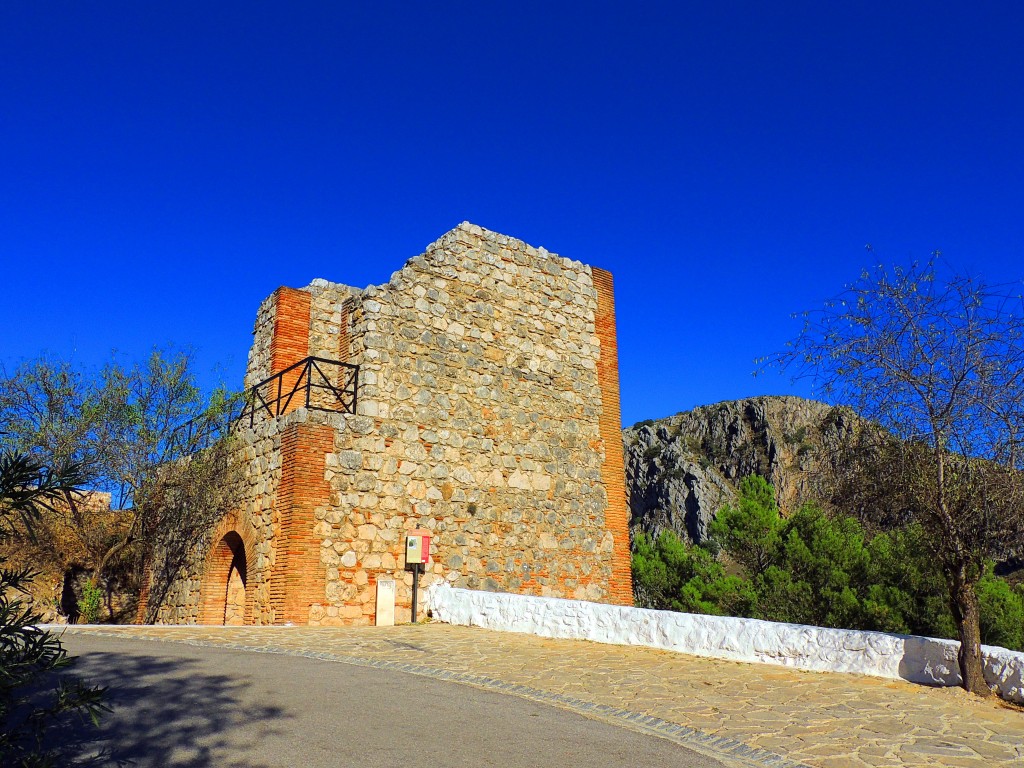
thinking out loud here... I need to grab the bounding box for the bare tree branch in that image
[767,258,1024,696]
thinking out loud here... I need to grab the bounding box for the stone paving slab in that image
[56,624,1024,767]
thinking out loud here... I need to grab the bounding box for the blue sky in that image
[2,2,1022,427]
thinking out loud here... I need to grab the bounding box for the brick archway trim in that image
[198,512,259,625]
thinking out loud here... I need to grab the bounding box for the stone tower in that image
[142,223,632,625]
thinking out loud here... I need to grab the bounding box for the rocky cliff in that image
[623,396,856,545]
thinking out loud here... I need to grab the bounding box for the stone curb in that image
[60,628,812,768]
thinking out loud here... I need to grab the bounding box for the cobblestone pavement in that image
[57,624,1024,767]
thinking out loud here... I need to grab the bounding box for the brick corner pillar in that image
[134,561,153,625]
[271,421,334,624]
[271,287,312,372]
[591,266,634,606]
[270,287,312,414]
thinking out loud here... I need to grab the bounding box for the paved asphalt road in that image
[59,634,727,768]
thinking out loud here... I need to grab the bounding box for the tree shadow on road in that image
[53,649,290,768]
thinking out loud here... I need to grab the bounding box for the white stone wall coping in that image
[425,583,1024,703]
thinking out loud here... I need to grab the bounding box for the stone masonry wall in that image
[312,223,633,624]
[144,412,287,625]
[244,292,276,389]
[146,222,632,626]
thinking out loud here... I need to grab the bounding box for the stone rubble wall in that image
[245,292,277,388]
[301,280,362,408]
[146,412,298,625]
[304,279,360,364]
[425,582,1024,704]
[312,224,628,624]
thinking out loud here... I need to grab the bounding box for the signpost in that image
[405,530,431,623]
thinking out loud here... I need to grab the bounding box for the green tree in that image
[0,450,109,767]
[632,475,1024,653]
[862,524,956,637]
[632,530,754,615]
[709,481,875,629]
[755,504,870,629]
[708,475,782,578]
[772,258,1024,695]
[0,349,238,607]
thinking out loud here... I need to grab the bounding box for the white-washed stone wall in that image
[425,583,1024,704]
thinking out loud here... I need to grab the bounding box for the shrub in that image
[977,567,1024,651]
[641,445,661,462]
[77,581,104,625]
[1,564,109,765]
[633,474,1024,651]
[0,450,109,766]
[633,529,755,615]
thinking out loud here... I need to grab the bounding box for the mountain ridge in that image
[623,395,856,545]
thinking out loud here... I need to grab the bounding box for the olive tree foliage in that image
[0,349,240,597]
[137,436,242,623]
[768,257,1024,696]
[0,451,111,767]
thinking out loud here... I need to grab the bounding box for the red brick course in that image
[338,297,354,362]
[592,267,634,606]
[271,287,312,414]
[134,561,152,624]
[271,422,333,624]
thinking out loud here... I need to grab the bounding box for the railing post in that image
[352,365,358,414]
[305,359,312,409]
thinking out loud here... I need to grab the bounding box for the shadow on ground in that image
[54,649,288,768]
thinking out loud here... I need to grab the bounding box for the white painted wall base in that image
[425,583,1024,703]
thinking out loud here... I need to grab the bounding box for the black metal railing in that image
[167,395,248,455]
[167,357,358,456]
[238,356,358,426]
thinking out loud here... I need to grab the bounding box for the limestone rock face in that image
[623,396,855,545]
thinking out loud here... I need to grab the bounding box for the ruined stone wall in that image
[305,279,359,363]
[314,223,631,624]
[145,222,632,626]
[244,293,276,388]
[143,415,287,625]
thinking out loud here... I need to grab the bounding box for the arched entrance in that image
[200,531,248,625]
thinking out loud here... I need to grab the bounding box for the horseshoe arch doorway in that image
[201,531,248,625]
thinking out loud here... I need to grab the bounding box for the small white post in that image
[375,578,396,627]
